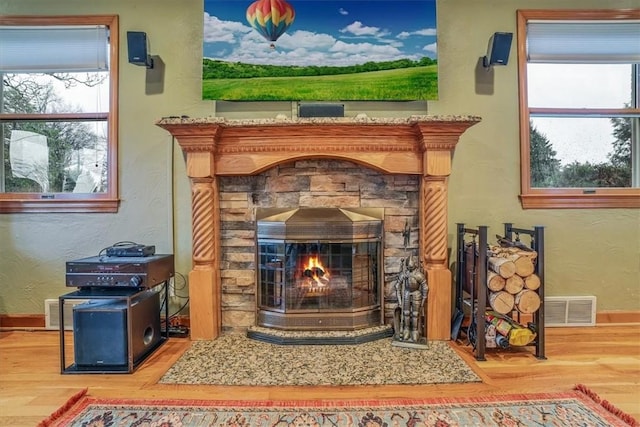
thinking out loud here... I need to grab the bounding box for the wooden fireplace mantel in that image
[157,115,481,341]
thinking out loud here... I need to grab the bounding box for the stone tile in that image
[159,334,481,386]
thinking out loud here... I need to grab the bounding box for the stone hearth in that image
[157,115,480,341]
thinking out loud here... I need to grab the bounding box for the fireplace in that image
[156,115,480,341]
[256,207,383,330]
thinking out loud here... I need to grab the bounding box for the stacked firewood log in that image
[486,237,541,316]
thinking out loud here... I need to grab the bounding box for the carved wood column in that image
[416,122,473,340]
[188,175,220,340]
[168,129,222,340]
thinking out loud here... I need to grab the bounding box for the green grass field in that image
[202,65,438,101]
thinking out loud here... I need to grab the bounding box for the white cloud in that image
[203,12,433,67]
[338,8,348,16]
[414,28,437,36]
[220,34,408,67]
[278,30,337,50]
[203,12,252,43]
[423,42,437,54]
[340,21,382,37]
[330,40,402,56]
[397,28,437,40]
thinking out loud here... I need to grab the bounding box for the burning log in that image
[303,266,326,279]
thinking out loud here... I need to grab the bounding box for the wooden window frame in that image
[517,9,640,209]
[0,15,119,213]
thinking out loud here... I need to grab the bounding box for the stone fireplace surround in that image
[157,115,480,341]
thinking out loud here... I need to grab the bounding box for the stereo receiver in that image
[66,254,174,289]
[105,244,156,257]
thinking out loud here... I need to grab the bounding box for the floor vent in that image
[44,298,89,330]
[545,296,596,327]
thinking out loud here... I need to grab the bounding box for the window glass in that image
[517,10,640,209]
[0,16,118,213]
[527,64,632,109]
[3,73,109,114]
[530,117,632,188]
[1,121,108,193]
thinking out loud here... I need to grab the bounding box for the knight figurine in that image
[392,255,429,346]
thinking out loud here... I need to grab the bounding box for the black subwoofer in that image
[73,290,161,367]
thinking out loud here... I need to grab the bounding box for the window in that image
[517,10,640,208]
[0,15,119,213]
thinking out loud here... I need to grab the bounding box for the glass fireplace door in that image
[258,241,379,312]
[256,208,383,331]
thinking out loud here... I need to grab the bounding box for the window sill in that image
[520,192,640,209]
[0,198,120,213]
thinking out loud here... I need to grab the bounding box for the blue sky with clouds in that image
[203,0,437,66]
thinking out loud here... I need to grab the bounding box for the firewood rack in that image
[455,223,546,361]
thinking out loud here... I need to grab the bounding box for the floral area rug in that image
[159,335,480,385]
[39,385,638,427]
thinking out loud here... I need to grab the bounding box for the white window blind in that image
[0,26,109,72]
[527,21,640,63]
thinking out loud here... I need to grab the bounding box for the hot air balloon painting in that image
[246,0,295,48]
[203,0,438,101]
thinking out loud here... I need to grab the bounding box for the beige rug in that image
[159,334,481,386]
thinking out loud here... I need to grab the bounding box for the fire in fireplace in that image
[256,208,383,331]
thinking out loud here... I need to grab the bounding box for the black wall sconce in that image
[127,31,154,69]
[482,32,513,69]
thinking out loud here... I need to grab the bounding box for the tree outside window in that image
[530,116,632,188]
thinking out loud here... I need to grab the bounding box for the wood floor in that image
[1,324,639,426]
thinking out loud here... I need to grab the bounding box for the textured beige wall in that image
[0,0,638,317]
[433,0,640,312]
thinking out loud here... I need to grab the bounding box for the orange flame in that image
[303,256,323,272]
[302,256,330,287]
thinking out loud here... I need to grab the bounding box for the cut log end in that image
[489,291,515,315]
[488,257,516,279]
[505,274,525,295]
[515,289,541,314]
[487,271,506,292]
[508,254,535,277]
[524,273,541,291]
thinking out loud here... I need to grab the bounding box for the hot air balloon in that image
[246,0,295,49]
